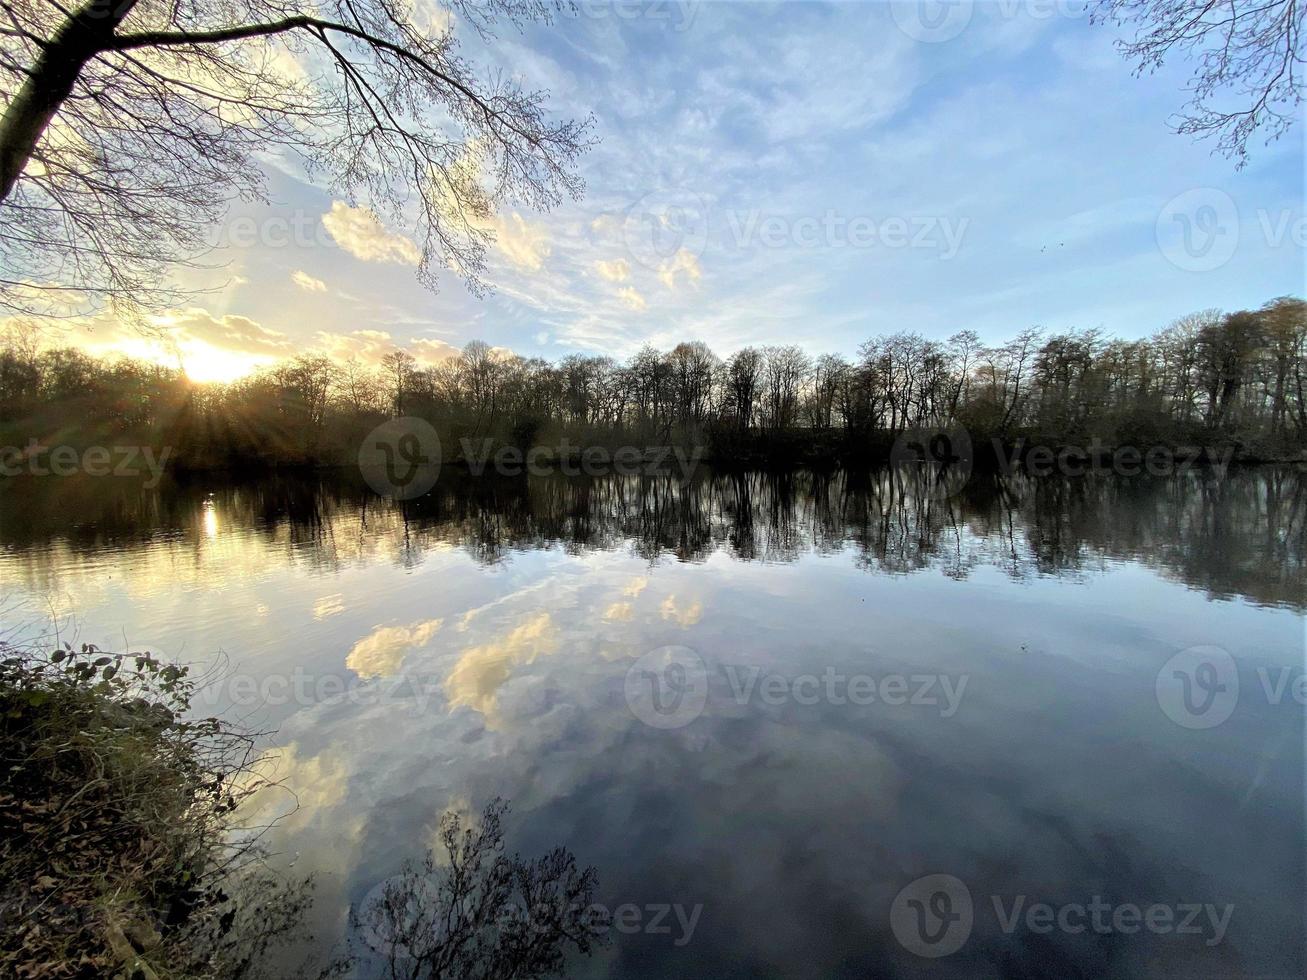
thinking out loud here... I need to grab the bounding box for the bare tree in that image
[945,329,981,420]
[0,0,594,317]
[380,348,416,415]
[459,339,505,435]
[804,352,846,431]
[1155,309,1221,423]
[723,346,763,434]
[1093,0,1305,165]
[336,354,381,414]
[666,340,717,430]
[1260,296,1307,435]
[759,344,809,434]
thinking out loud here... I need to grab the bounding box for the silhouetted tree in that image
[0,0,593,316]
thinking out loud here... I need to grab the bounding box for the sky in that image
[54,1,1307,381]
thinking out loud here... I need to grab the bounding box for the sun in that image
[93,336,270,385]
[179,344,267,384]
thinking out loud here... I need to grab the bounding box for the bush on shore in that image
[0,641,323,980]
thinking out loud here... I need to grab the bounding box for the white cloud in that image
[411,337,463,364]
[73,307,292,382]
[494,212,550,271]
[617,286,647,311]
[594,257,630,282]
[311,329,465,367]
[444,612,560,720]
[156,308,294,355]
[659,594,703,627]
[313,594,345,620]
[322,202,421,265]
[345,618,443,679]
[603,602,634,622]
[657,248,702,290]
[428,168,550,272]
[311,329,396,364]
[292,270,327,292]
[408,0,454,35]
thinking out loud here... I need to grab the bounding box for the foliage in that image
[0,641,331,979]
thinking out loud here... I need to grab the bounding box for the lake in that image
[1,465,1303,978]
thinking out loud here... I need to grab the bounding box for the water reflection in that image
[2,466,1303,611]
[0,466,1303,978]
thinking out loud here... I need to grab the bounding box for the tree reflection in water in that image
[0,464,1302,610]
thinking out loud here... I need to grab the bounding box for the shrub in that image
[0,641,324,980]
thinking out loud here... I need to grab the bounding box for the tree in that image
[0,321,41,420]
[666,340,717,431]
[0,0,594,317]
[1093,0,1305,165]
[459,340,505,436]
[759,345,809,434]
[337,355,382,415]
[380,349,416,416]
[945,329,982,420]
[805,353,846,431]
[627,345,671,434]
[1258,296,1307,436]
[1154,309,1221,424]
[723,347,763,434]
[1196,309,1264,427]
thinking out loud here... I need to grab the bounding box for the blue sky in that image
[82,1,1305,379]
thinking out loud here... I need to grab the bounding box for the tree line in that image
[1,295,1303,470]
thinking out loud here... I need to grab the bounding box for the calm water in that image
[2,466,1304,978]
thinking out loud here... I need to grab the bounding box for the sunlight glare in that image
[202,499,218,539]
[181,345,264,384]
[98,336,269,384]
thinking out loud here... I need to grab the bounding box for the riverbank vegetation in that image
[0,641,321,979]
[0,637,607,978]
[2,297,1303,470]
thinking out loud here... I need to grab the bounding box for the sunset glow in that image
[98,335,272,385]
[2,0,1304,976]
[180,345,268,384]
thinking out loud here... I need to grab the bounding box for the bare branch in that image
[1093,0,1305,164]
[0,0,593,318]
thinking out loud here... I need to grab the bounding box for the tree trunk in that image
[0,2,134,203]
